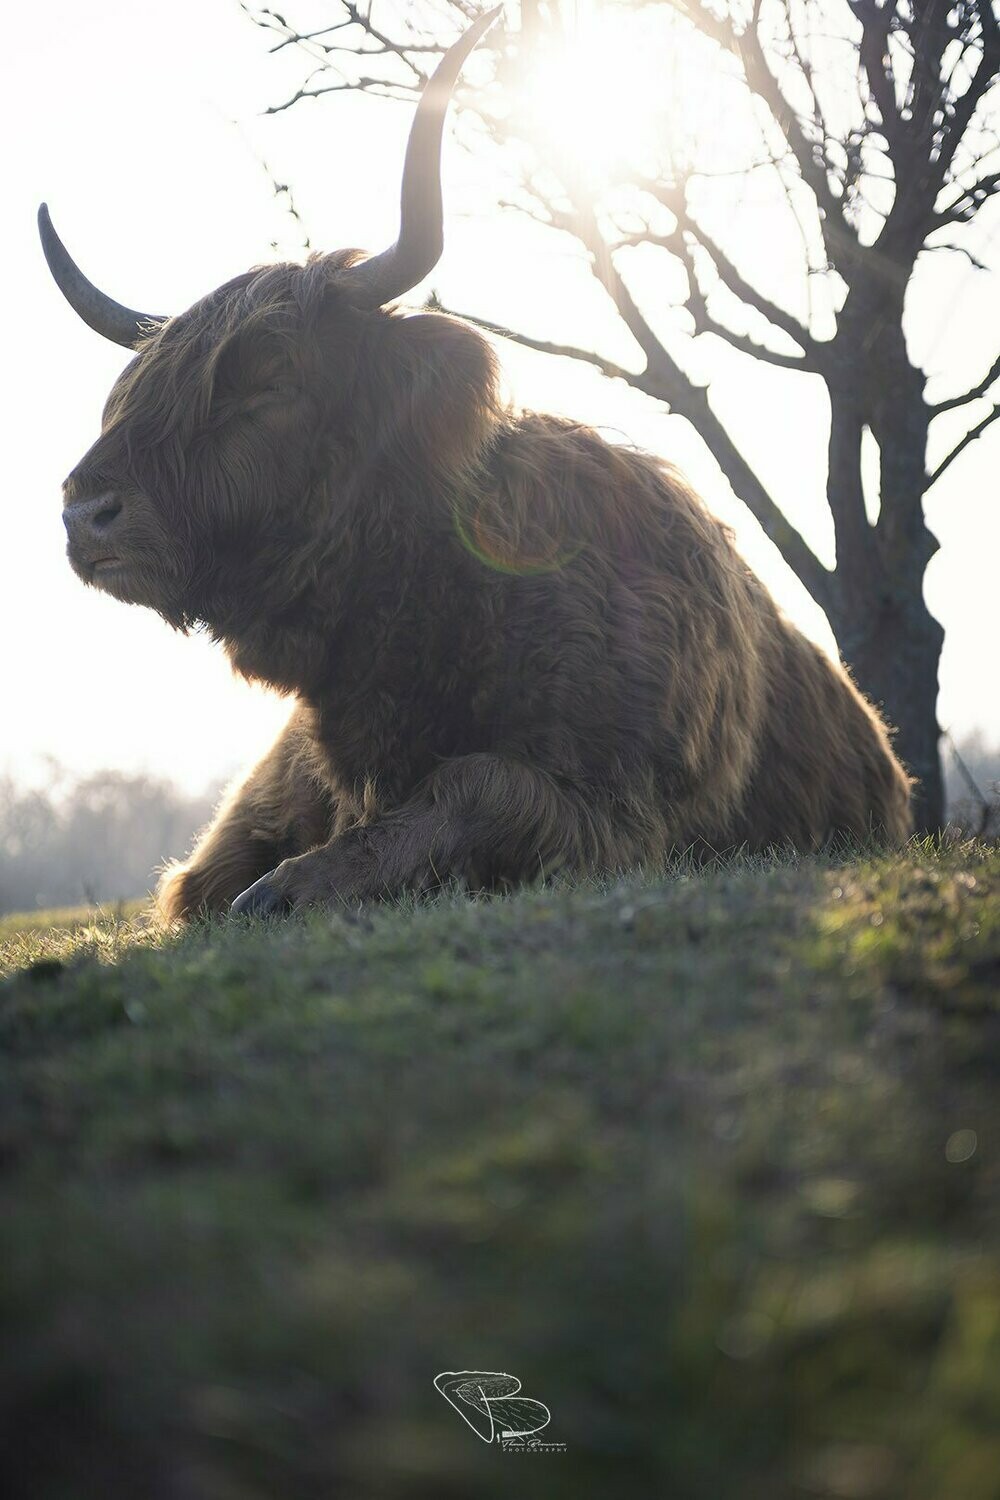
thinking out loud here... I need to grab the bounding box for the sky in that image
[2,0,998,796]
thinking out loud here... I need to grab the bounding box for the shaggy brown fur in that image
[59,252,911,917]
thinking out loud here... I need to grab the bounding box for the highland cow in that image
[40,9,911,920]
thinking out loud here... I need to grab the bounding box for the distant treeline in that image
[0,739,996,915]
[0,766,219,915]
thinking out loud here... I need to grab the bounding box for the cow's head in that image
[41,8,501,631]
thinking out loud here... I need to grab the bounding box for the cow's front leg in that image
[229,753,654,916]
[158,705,336,921]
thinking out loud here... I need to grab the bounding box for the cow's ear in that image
[364,312,503,488]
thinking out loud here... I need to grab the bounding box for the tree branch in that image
[673,384,835,611]
[610,222,811,369]
[852,0,903,139]
[670,0,855,263]
[930,350,1000,414]
[427,299,636,382]
[927,1,1000,195]
[929,169,1000,229]
[695,316,812,370]
[927,401,1000,488]
[637,180,818,356]
[263,76,414,113]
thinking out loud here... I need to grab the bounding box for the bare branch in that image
[266,20,352,54]
[565,203,676,376]
[637,179,818,356]
[931,3,1000,190]
[927,401,1000,488]
[670,0,855,261]
[930,350,1000,414]
[682,388,835,610]
[919,240,991,272]
[245,0,443,113]
[612,220,813,371]
[263,76,415,113]
[427,298,636,382]
[930,169,1000,228]
[695,315,812,370]
[572,222,832,598]
[852,0,903,138]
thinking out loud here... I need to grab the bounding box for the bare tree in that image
[245,0,1000,831]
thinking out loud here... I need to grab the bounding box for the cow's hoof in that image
[230,873,292,919]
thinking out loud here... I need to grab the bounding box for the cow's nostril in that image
[64,492,124,537]
[93,498,123,531]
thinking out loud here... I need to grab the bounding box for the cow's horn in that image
[37,203,164,349]
[339,6,502,308]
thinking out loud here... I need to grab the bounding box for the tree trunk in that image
[831,597,945,834]
[826,259,946,835]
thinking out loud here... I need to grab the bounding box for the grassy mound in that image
[1,844,998,1499]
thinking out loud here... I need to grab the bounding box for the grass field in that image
[2,843,999,1499]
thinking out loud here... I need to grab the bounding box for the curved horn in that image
[340,6,502,308]
[37,203,165,349]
